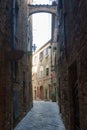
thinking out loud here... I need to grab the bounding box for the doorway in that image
[68,61,80,130]
[40,86,44,100]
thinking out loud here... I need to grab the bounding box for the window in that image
[40,66,43,78]
[58,0,63,9]
[46,68,49,76]
[39,51,43,61]
[45,47,49,57]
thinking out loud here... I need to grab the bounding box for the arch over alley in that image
[28,4,57,16]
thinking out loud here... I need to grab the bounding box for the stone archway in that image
[28,4,57,16]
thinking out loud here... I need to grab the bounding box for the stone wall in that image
[0,0,33,130]
[32,41,57,101]
[0,1,13,129]
[56,0,87,130]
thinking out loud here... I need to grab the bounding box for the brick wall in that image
[0,0,33,130]
[0,0,13,129]
[56,0,87,130]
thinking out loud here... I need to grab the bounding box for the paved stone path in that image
[14,101,66,130]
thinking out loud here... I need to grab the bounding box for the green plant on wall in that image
[51,92,56,102]
[52,81,56,87]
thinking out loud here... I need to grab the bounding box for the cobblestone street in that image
[14,101,66,130]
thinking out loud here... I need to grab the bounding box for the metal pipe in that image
[12,0,16,49]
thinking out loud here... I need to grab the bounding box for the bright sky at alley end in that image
[32,0,53,50]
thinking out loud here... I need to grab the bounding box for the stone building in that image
[56,0,87,130]
[32,40,56,101]
[0,0,33,130]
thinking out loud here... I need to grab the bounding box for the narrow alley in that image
[14,101,66,130]
[0,0,87,130]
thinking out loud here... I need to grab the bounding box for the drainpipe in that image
[63,14,67,58]
[11,0,16,80]
[10,1,16,129]
[63,0,67,59]
[12,0,16,50]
